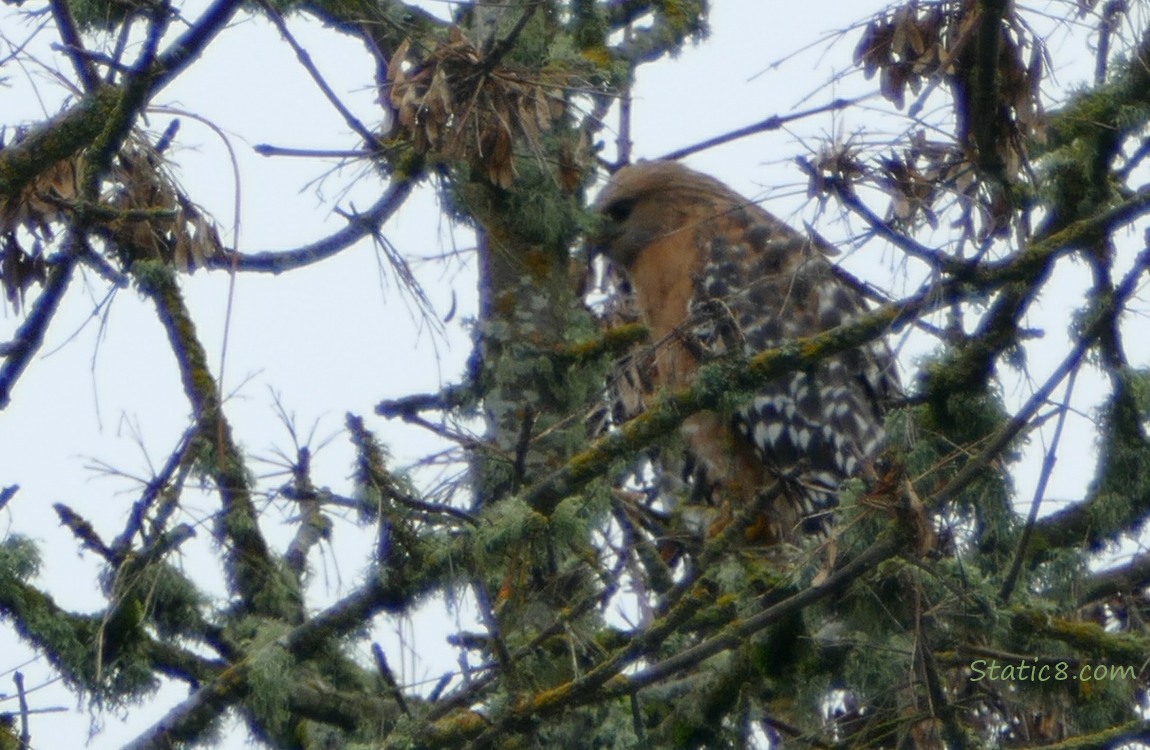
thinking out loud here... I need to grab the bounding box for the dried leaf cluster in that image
[805,134,979,237]
[855,2,949,110]
[387,29,569,188]
[854,0,1046,179]
[0,130,74,309]
[0,128,223,310]
[879,130,991,235]
[0,133,81,236]
[810,1,1054,241]
[100,137,223,271]
[0,232,47,312]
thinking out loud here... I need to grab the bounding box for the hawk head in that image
[590,161,741,269]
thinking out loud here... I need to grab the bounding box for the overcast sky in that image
[0,1,1139,747]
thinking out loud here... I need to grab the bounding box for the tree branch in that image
[202,175,415,274]
[0,255,76,410]
[433,534,901,748]
[48,0,101,91]
[0,0,242,200]
[659,97,864,163]
[133,264,288,621]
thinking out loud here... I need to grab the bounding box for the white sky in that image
[0,1,1143,747]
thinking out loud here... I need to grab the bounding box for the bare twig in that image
[47,0,100,90]
[13,671,30,750]
[659,98,866,162]
[109,424,199,560]
[1093,0,1127,85]
[202,175,416,274]
[371,643,411,716]
[616,24,634,165]
[256,0,384,151]
[0,485,17,512]
[151,0,244,90]
[253,145,372,158]
[998,365,1078,603]
[801,158,975,276]
[0,256,77,410]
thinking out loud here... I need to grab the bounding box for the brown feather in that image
[591,161,898,543]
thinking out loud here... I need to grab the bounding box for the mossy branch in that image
[423,535,900,748]
[0,0,242,200]
[0,544,219,703]
[1010,607,1149,665]
[1025,721,1150,750]
[125,561,428,749]
[560,321,649,361]
[132,263,289,620]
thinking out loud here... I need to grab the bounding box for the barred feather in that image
[590,161,898,541]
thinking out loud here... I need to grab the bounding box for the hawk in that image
[590,161,898,543]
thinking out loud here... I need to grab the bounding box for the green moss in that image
[0,535,40,581]
[1083,369,1150,543]
[242,620,296,738]
[130,259,177,295]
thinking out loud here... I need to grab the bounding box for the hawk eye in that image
[604,198,635,222]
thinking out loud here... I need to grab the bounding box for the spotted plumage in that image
[590,161,898,541]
